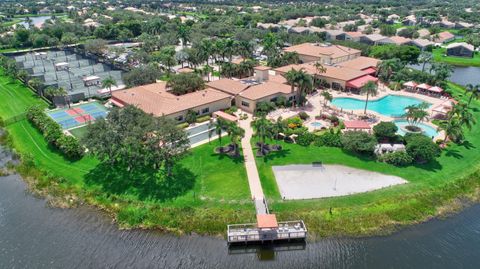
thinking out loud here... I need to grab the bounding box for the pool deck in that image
[267,84,446,139]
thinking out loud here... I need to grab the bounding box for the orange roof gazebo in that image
[257,214,278,229]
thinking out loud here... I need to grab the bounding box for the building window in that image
[202,107,209,114]
[270,97,277,102]
[175,115,183,121]
[241,101,250,107]
[288,96,295,101]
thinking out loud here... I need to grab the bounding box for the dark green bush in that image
[314,130,342,147]
[378,151,413,166]
[341,131,377,155]
[405,133,441,163]
[26,106,83,159]
[298,111,309,120]
[296,132,315,146]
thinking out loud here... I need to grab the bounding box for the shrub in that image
[373,121,398,141]
[224,106,237,115]
[176,122,189,129]
[185,110,197,124]
[298,111,309,120]
[405,134,441,163]
[341,131,377,155]
[297,132,315,146]
[26,106,83,159]
[196,115,210,123]
[378,151,413,166]
[314,130,342,147]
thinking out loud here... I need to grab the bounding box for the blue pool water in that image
[394,120,439,138]
[332,95,429,117]
[310,121,323,127]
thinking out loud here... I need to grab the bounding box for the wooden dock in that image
[227,220,307,245]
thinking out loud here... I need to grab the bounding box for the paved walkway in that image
[238,112,267,214]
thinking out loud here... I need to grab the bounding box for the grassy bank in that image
[255,82,480,237]
[433,47,480,67]
[0,69,254,235]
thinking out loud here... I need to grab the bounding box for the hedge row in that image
[26,106,84,159]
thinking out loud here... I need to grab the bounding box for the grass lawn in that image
[68,125,89,140]
[0,70,253,234]
[433,47,480,67]
[255,82,480,236]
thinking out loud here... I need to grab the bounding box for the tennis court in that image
[47,102,108,130]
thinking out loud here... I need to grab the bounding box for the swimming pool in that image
[310,121,323,128]
[394,120,439,138]
[332,95,429,117]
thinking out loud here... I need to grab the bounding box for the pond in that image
[18,16,52,29]
[409,63,480,86]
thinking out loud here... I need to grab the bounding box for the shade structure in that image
[346,75,378,89]
[416,83,431,90]
[257,214,278,229]
[344,120,371,129]
[403,81,417,88]
[213,110,237,122]
[428,86,443,93]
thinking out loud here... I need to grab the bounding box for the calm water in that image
[409,64,480,86]
[394,119,439,138]
[18,16,52,29]
[1,146,480,268]
[332,95,427,117]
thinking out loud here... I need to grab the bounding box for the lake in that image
[1,145,479,268]
[409,63,480,86]
[18,16,52,29]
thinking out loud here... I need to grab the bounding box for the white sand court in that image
[272,164,407,200]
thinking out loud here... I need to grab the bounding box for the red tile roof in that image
[344,120,371,129]
[257,214,278,229]
[346,75,378,89]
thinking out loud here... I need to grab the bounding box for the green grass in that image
[255,82,480,236]
[433,47,480,67]
[68,125,89,140]
[0,70,253,234]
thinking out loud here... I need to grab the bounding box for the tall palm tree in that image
[284,68,312,106]
[376,59,403,82]
[224,38,236,62]
[449,103,476,130]
[360,81,378,114]
[101,76,117,96]
[313,61,327,88]
[403,102,429,127]
[45,87,69,107]
[28,78,44,95]
[177,25,191,48]
[214,118,227,145]
[465,84,480,108]
[251,116,272,154]
[227,123,245,157]
[439,117,463,142]
[321,90,333,106]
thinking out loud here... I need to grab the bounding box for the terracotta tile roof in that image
[345,31,365,37]
[207,78,249,95]
[239,79,292,100]
[337,56,380,70]
[275,63,368,82]
[344,120,371,129]
[433,31,455,43]
[257,214,278,229]
[390,36,411,45]
[446,42,474,51]
[111,82,231,116]
[410,38,435,47]
[284,43,360,59]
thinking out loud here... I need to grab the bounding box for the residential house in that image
[455,22,474,29]
[446,42,475,58]
[389,36,412,45]
[283,43,361,64]
[417,28,430,38]
[408,38,435,50]
[344,31,365,42]
[432,31,455,44]
[402,15,417,26]
[360,34,392,45]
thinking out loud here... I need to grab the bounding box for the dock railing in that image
[227,220,307,244]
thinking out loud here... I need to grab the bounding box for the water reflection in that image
[228,241,307,260]
[409,63,480,86]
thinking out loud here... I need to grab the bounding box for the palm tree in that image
[321,90,333,107]
[224,38,236,62]
[45,87,69,107]
[271,117,286,140]
[214,118,227,145]
[101,76,117,96]
[465,84,480,107]
[360,81,378,114]
[449,103,476,130]
[430,62,454,85]
[439,117,463,142]
[313,61,327,88]
[251,116,272,154]
[284,68,312,106]
[177,25,191,48]
[403,102,429,127]
[226,123,245,157]
[376,59,403,82]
